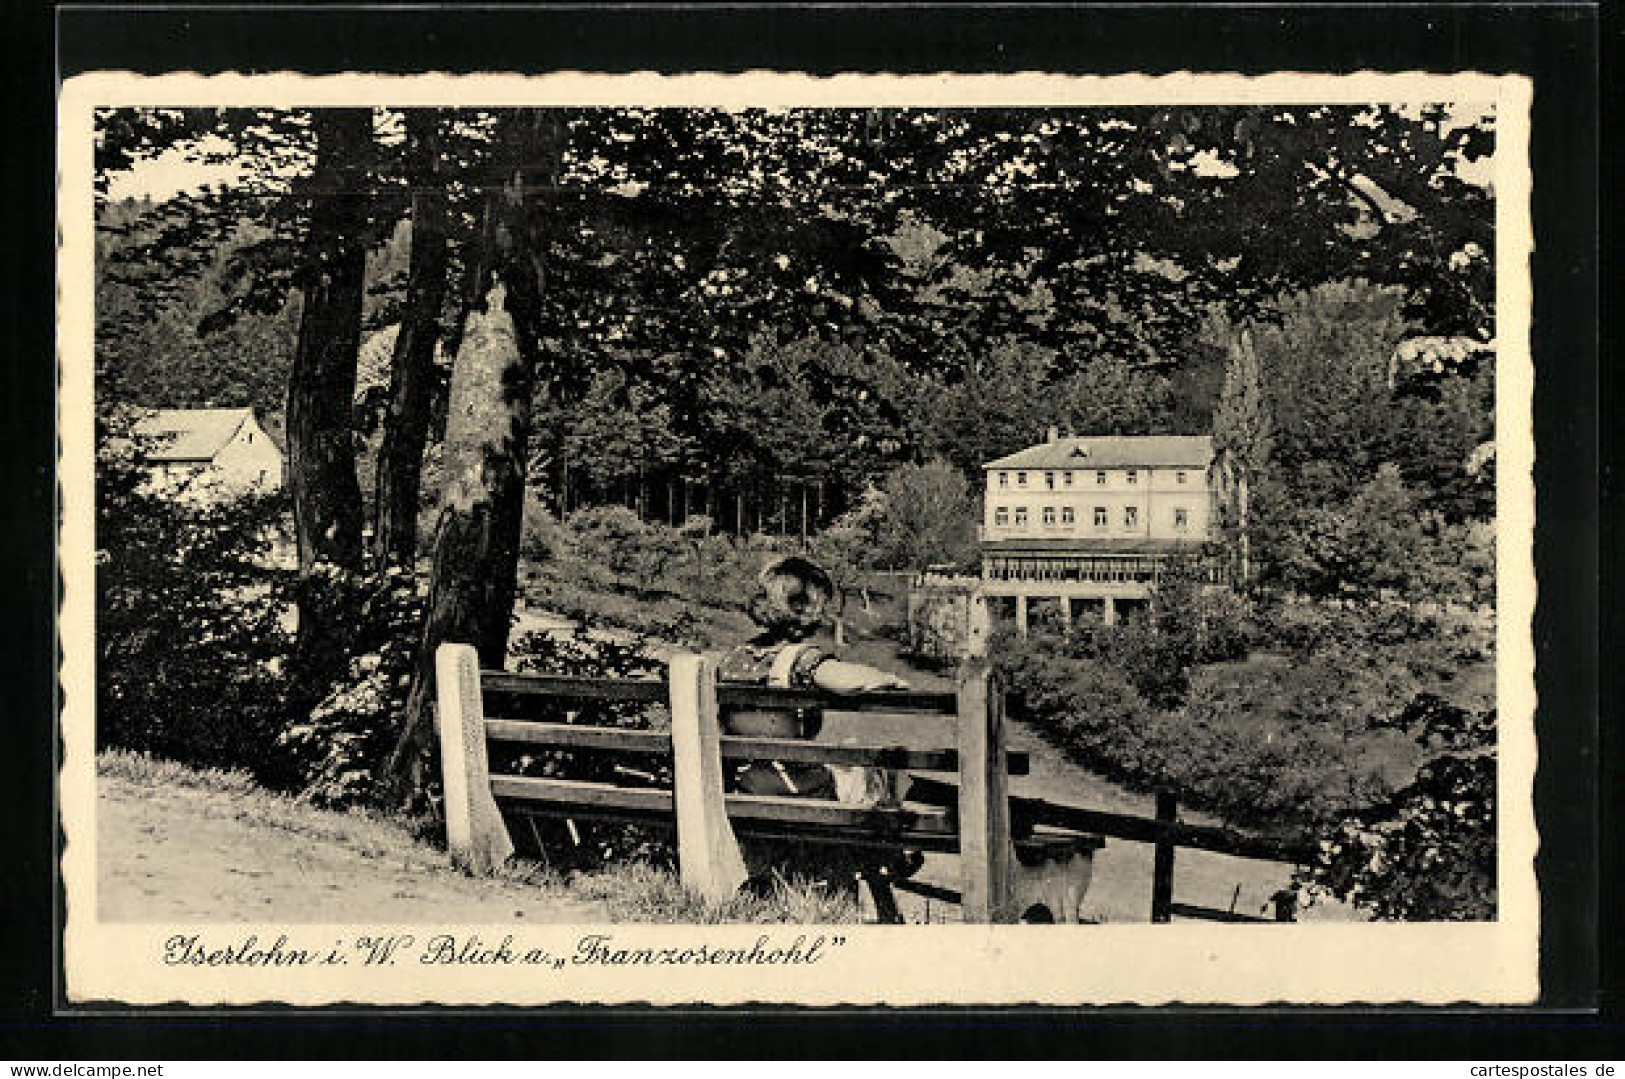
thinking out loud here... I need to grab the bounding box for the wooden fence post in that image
[435,643,514,873]
[1150,791,1177,923]
[669,652,748,901]
[957,660,1013,922]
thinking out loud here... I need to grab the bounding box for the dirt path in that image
[98,773,608,923]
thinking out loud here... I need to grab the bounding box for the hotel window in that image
[1096,470,1107,485]
[1093,506,1108,528]
[1014,506,1028,526]
[1017,472,1028,486]
[1176,470,1187,484]
[994,507,1009,527]
[1061,506,1075,526]
[1044,471,1055,489]
[998,472,1009,488]
[1124,506,1139,529]
[1173,508,1189,531]
[1126,469,1138,485]
[1042,506,1057,526]
[1064,471,1074,486]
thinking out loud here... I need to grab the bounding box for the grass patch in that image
[567,861,861,924]
[98,747,260,795]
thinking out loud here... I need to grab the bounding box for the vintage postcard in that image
[59,70,1537,1006]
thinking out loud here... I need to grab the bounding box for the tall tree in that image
[384,109,564,800]
[1211,326,1272,584]
[285,108,374,688]
[372,110,451,570]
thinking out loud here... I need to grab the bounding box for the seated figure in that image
[714,555,913,888]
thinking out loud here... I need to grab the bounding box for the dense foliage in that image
[993,578,1493,831]
[95,409,296,780]
[277,565,426,806]
[97,105,1495,536]
[1302,695,1496,920]
[991,581,1497,918]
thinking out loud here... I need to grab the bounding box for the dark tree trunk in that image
[286,108,372,690]
[384,110,563,803]
[372,110,449,571]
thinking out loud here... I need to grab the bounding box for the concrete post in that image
[1104,596,1117,626]
[1060,596,1073,629]
[435,643,515,874]
[669,652,749,901]
[1015,593,1029,636]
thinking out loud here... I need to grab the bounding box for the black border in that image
[2,1,1608,1059]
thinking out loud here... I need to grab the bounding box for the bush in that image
[1299,696,1495,920]
[96,410,296,781]
[1038,568,1257,709]
[566,505,675,592]
[994,631,1160,775]
[991,605,1429,836]
[276,566,427,807]
[520,491,567,563]
[1171,657,1419,829]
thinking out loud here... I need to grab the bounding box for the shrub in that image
[520,490,567,563]
[276,566,427,807]
[993,632,1159,775]
[1186,586,1260,665]
[673,527,771,613]
[1172,658,1419,829]
[991,615,1426,837]
[96,409,296,782]
[1299,696,1495,920]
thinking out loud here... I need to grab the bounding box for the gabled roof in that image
[133,408,256,462]
[985,435,1214,470]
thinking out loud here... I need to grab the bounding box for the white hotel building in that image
[977,431,1224,630]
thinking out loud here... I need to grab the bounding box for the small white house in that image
[134,408,284,497]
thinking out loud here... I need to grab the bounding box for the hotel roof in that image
[985,434,1214,470]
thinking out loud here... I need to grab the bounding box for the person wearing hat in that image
[715,555,916,890]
